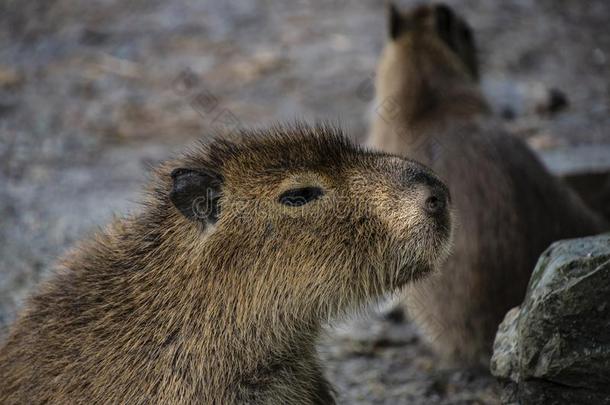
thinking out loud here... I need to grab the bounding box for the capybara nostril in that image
[423,188,448,216]
[425,195,441,213]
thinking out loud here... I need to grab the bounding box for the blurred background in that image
[0,0,608,403]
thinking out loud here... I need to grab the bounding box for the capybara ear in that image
[388,2,409,40]
[435,4,456,49]
[170,168,223,224]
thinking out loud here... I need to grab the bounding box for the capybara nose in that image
[422,185,449,217]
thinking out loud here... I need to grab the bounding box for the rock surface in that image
[491,233,610,404]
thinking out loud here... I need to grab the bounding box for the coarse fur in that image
[369,3,608,366]
[0,123,452,404]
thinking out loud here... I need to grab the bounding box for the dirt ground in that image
[0,0,608,403]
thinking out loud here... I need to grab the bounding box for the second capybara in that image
[369,3,607,366]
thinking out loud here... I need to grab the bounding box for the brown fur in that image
[369,3,608,366]
[0,123,452,404]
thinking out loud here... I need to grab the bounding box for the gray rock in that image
[491,233,610,404]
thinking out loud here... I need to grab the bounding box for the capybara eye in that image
[278,187,324,207]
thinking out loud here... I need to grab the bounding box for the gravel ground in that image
[0,0,608,403]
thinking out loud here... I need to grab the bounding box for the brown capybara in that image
[0,124,452,404]
[369,3,607,367]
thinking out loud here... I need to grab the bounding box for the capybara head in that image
[162,124,452,319]
[385,2,479,81]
